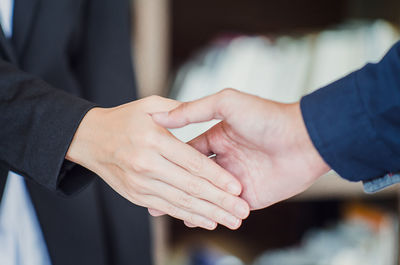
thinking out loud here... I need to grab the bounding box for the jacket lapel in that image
[0,27,18,64]
[0,163,9,205]
[12,0,40,58]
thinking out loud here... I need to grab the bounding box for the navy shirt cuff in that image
[300,71,396,182]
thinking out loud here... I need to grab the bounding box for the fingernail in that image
[235,204,249,219]
[205,220,217,230]
[227,182,241,195]
[226,215,240,229]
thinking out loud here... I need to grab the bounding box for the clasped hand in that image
[66,95,250,230]
[67,89,330,230]
[152,89,331,228]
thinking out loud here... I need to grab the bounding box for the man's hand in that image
[65,95,250,230]
[153,89,331,211]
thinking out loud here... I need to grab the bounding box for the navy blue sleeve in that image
[300,41,400,182]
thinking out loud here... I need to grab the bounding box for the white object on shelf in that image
[169,20,400,198]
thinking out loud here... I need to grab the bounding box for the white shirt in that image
[0,0,13,38]
[0,173,52,265]
[0,1,52,264]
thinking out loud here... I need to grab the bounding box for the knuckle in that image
[177,194,194,209]
[131,154,150,173]
[186,154,204,174]
[176,102,191,123]
[219,88,237,98]
[211,209,224,223]
[142,131,160,147]
[218,194,232,209]
[178,102,189,113]
[187,179,203,196]
[113,149,130,168]
[216,88,239,117]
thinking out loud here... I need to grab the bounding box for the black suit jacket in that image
[0,0,152,264]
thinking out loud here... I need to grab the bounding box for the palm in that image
[155,89,330,211]
[190,99,323,210]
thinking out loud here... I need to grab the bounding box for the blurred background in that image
[131,1,400,265]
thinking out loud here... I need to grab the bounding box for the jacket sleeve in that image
[0,58,96,193]
[300,40,400,184]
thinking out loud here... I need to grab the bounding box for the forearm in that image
[300,41,400,182]
[288,102,331,178]
[0,59,96,193]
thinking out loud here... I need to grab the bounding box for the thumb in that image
[152,90,232,129]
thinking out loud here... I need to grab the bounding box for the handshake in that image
[66,88,330,230]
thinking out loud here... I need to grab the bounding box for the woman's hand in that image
[66,95,250,230]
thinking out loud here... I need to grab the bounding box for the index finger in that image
[152,88,239,129]
[159,133,242,196]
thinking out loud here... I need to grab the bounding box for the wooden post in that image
[132,0,170,98]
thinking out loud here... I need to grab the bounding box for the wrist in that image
[65,107,107,170]
[290,102,331,178]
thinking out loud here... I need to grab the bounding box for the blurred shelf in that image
[133,1,400,264]
[170,0,400,68]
